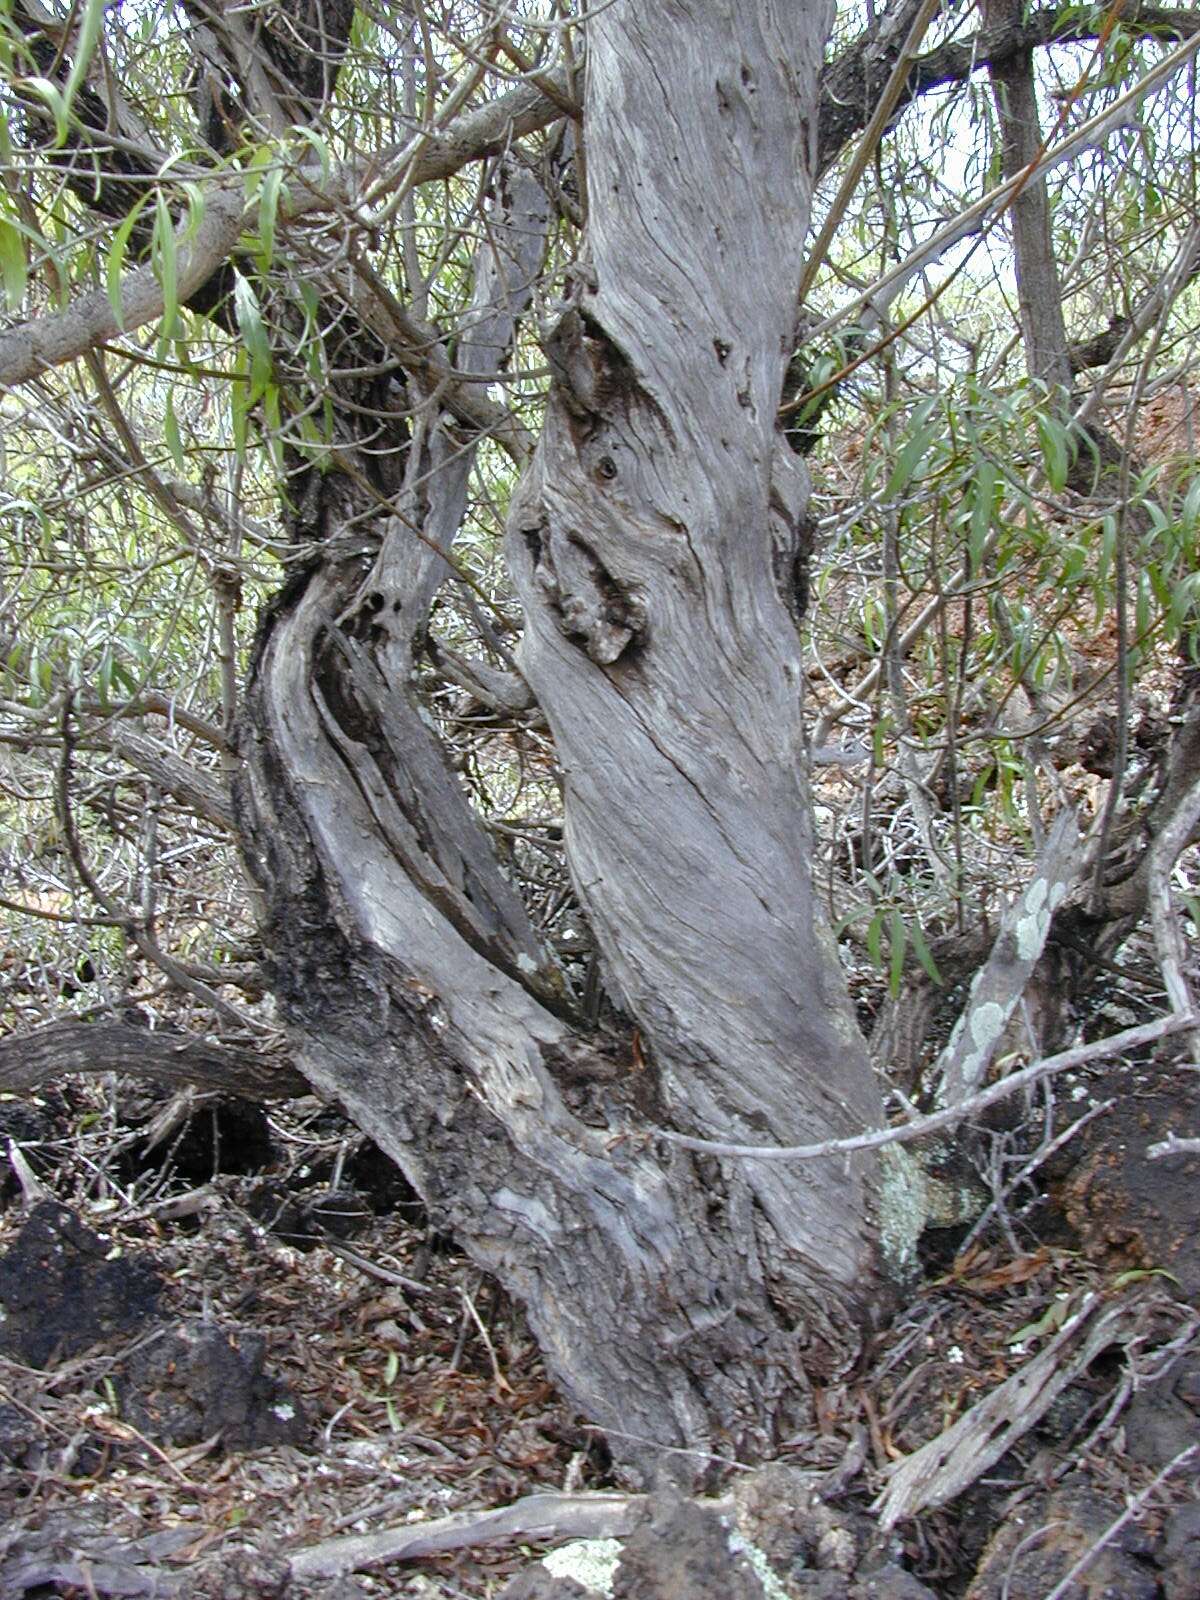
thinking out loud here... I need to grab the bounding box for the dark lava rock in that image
[500,1571,598,1599]
[0,1200,162,1366]
[244,1179,371,1249]
[612,1493,766,1600]
[117,1320,308,1449]
[343,1138,427,1222]
[118,1091,275,1183]
[1163,1502,1200,1600]
[0,1098,62,1201]
[301,1186,372,1241]
[1057,1067,1200,1302]
[1124,1353,1200,1469]
[966,1481,1163,1599]
[0,1400,39,1465]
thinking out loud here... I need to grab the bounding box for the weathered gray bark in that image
[0,1021,305,1100]
[235,2,901,1482]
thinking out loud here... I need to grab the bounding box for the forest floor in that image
[1,1041,1198,1600]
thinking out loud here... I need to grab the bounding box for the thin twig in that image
[654,1011,1194,1162]
[1040,1444,1198,1600]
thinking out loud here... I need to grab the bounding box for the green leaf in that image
[164,390,185,471]
[1007,1295,1072,1346]
[230,350,251,461]
[968,460,996,570]
[105,195,149,330]
[866,907,884,971]
[0,214,26,311]
[262,381,284,472]
[63,0,108,131]
[232,269,272,400]
[909,918,943,986]
[1110,1266,1181,1290]
[1035,410,1071,493]
[19,77,69,148]
[885,398,939,500]
[888,910,907,999]
[179,181,206,246]
[292,125,332,184]
[152,192,178,344]
[257,166,284,267]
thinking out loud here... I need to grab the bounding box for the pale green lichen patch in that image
[542,1537,623,1594]
[970,1001,1005,1048]
[729,1532,791,1600]
[878,1144,926,1281]
[1015,906,1050,960]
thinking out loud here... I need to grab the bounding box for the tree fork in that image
[233,1,910,1482]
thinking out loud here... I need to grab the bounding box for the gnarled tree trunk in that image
[236,1,907,1482]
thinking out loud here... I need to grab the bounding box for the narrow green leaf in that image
[968,460,996,570]
[180,181,206,246]
[291,125,332,184]
[888,909,907,999]
[866,908,884,971]
[19,77,69,147]
[1035,411,1070,493]
[0,215,26,311]
[164,390,185,471]
[909,918,943,986]
[257,166,284,267]
[106,194,149,330]
[232,269,272,400]
[262,381,284,472]
[885,398,939,500]
[152,193,178,345]
[63,0,108,129]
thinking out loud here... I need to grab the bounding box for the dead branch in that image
[0,1020,306,1101]
[876,1291,1150,1529]
[289,1490,647,1581]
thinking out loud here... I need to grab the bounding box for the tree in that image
[1,0,1198,1487]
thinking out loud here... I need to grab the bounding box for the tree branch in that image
[656,1010,1196,1162]
[817,1,1200,174]
[0,1020,306,1100]
[0,70,569,393]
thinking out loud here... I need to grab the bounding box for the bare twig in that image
[655,1011,1195,1163]
[1040,1443,1198,1600]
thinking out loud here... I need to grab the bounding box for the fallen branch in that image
[1147,772,1200,1021]
[876,1291,1148,1530]
[289,1490,646,1581]
[0,1021,306,1101]
[1147,1133,1200,1160]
